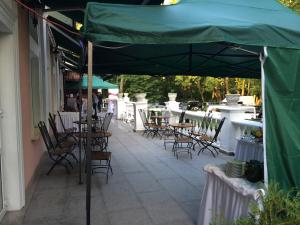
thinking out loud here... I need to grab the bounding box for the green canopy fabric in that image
[80,0,300,77]
[65,75,118,89]
[83,0,300,48]
[264,47,300,189]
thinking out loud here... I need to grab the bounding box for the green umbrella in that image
[65,75,118,89]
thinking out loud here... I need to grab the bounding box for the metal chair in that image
[91,151,113,184]
[178,110,186,123]
[38,121,77,175]
[191,113,213,150]
[172,125,194,159]
[138,109,158,137]
[94,112,113,151]
[196,117,226,157]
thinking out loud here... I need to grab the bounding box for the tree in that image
[278,0,300,13]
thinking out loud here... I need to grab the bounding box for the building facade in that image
[0,0,63,220]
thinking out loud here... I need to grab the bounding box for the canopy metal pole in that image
[86,41,93,225]
[78,73,83,184]
[78,40,85,185]
[260,47,268,186]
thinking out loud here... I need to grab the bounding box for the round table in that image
[235,139,263,162]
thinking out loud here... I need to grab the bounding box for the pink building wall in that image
[18,7,44,188]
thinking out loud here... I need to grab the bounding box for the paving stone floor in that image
[1,119,232,225]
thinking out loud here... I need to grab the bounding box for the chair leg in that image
[65,158,73,169]
[47,157,70,175]
[70,152,78,163]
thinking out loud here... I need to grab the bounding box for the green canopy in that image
[65,75,118,89]
[82,0,300,189]
[81,0,300,77]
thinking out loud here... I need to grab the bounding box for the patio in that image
[1,118,231,225]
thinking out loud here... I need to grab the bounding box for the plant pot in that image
[135,93,147,102]
[226,94,240,105]
[168,93,177,101]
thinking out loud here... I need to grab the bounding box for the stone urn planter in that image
[135,93,147,102]
[168,93,177,101]
[123,93,130,102]
[226,94,240,105]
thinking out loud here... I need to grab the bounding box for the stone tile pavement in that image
[1,119,231,225]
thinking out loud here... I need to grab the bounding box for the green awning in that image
[80,0,300,77]
[83,0,300,49]
[65,75,118,89]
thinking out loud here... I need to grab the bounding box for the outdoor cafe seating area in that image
[38,110,114,183]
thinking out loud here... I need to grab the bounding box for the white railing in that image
[121,98,263,153]
[123,102,134,124]
[170,109,263,153]
[170,109,223,144]
[231,119,262,137]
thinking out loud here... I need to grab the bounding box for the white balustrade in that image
[123,102,134,124]
[170,107,262,154]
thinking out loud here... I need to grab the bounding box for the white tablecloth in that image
[197,164,264,225]
[55,112,106,132]
[235,139,264,162]
[55,112,80,132]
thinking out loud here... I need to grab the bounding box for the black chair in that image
[191,113,213,149]
[172,125,194,159]
[138,109,158,137]
[196,117,226,157]
[91,151,113,184]
[48,117,78,147]
[94,112,113,151]
[38,121,77,175]
[178,110,186,123]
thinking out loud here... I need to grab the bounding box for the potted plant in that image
[213,182,300,225]
[168,91,177,101]
[135,93,147,102]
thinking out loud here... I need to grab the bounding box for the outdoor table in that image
[73,119,101,132]
[56,112,104,132]
[169,122,193,129]
[235,139,264,162]
[150,115,169,125]
[197,164,264,225]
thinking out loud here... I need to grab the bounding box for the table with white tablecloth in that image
[235,139,263,162]
[55,112,79,132]
[197,164,264,225]
[55,112,105,132]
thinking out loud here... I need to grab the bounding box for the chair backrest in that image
[38,121,55,155]
[101,113,113,132]
[178,111,185,123]
[212,117,226,141]
[138,109,148,127]
[200,113,213,134]
[57,111,67,132]
[48,117,60,142]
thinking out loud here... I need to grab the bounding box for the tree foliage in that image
[109,75,261,104]
[278,0,300,13]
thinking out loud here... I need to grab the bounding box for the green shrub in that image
[213,183,300,225]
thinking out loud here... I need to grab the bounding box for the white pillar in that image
[218,106,250,153]
[0,4,25,210]
[116,94,126,120]
[165,101,180,111]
